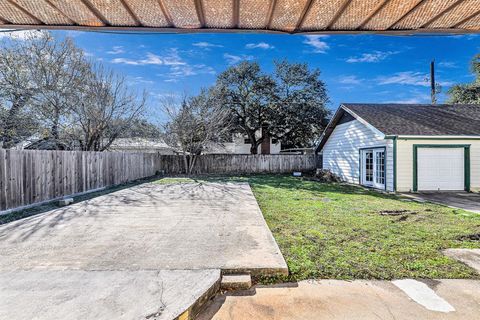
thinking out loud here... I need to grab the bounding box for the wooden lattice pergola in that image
[0,0,479,34]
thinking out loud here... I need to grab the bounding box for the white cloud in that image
[107,46,124,55]
[393,98,426,104]
[438,61,458,68]
[111,51,185,66]
[167,64,215,78]
[245,42,274,50]
[193,42,223,48]
[377,71,429,86]
[303,35,329,53]
[223,53,254,65]
[386,91,431,104]
[346,50,397,63]
[0,29,46,40]
[338,75,362,85]
[128,76,154,85]
[377,71,454,87]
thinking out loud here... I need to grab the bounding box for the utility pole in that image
[430,60,436,104]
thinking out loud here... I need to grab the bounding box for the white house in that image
[206,131,281,154]
[316,103,480,193]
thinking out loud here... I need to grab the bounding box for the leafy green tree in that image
[214,61,276,154]
[271,60,329,148]
[213,60,330,153]
[448,54,480,104]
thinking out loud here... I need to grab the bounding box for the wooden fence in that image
[0,149,317,212]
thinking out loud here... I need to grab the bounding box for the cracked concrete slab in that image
[0,269,220,320]
[0,182,287,320]
[444,249,480,273]
[0,182,286,274]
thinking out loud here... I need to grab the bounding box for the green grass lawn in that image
[158,175,480,280]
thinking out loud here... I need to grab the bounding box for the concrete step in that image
[221,274,252,291]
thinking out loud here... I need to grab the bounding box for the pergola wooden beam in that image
[43,0,78,25]
[233,0,240,28]
[0,14,12,24]
[0,23,478,35]
[6,0,44,24]
[454,9,480,28]
[194,0,206,28]
[295,0,315,31]
[357,0,392,30]
[386,0,427,30]
[119,0,142,26]
[156,0,173,27]
[327,0,352,29]
[79,0,109,26]
[421,0,466,28]
[266,0,277,29]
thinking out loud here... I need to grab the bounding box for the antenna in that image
[430,60,436,104]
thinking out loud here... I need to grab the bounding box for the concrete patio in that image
[199,279,480,320]
[0,181,287,319]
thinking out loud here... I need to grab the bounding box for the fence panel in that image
[0,150,317,212]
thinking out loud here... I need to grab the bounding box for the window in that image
[365,151,373,182]
[375,151,385,185]
[272,139,278,144]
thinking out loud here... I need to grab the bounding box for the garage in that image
[414,145,470,192]
[317,104,480,193]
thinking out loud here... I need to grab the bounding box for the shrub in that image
[314,169,343,183]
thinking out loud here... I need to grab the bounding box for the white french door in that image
[361,148,385,189]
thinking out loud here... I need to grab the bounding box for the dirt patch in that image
[458,233,480,241]
[379,210,418,216]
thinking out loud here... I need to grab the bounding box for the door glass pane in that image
[365,151,373,182]
[375,151,385,185]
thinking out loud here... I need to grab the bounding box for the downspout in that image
[393,136,397,193]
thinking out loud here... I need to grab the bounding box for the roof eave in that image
[316,104,386,153]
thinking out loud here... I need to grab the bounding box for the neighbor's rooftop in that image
[0,0,479,34]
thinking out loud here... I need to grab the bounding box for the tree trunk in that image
[50,106,61,149]
[188,154,197,175]
[182,153,189,175]
[1,99,24,148]
[250,143,258,154]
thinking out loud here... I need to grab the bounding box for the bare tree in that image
[160,90,231,174]
[28,32,91,148]
[0,31,43,148]
[71,65,147,151]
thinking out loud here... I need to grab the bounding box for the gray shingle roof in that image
[343,103,480,136]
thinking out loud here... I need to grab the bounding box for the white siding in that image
[396,139,480,192]
[322,119,394,191]
[205,135,281,154]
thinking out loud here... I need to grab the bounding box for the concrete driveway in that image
[404,192,480,213]
[0,182,287,320]
[199,279,480,320]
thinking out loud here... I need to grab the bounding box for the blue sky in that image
[50,31,479,117]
